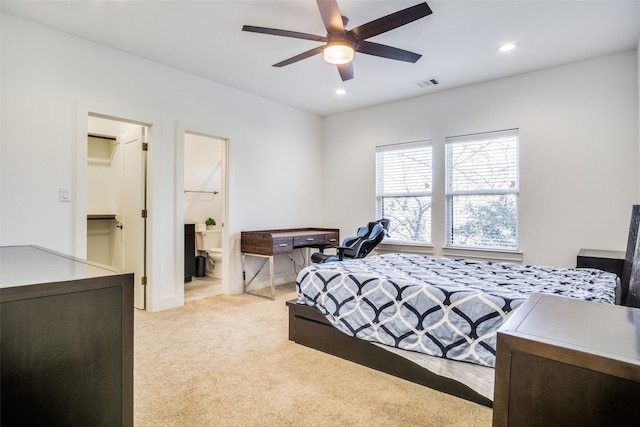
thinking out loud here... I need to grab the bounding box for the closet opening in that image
[86,115,149,310]
[182,132,228,302]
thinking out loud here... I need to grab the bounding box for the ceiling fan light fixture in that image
[323,43,354,65]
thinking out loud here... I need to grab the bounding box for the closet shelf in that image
[184,190,219,195]
[87,214,117,221]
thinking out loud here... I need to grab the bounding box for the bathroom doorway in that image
[183,132,228,302]
[86,115,149,309]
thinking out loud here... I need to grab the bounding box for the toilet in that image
[195,224,223,279]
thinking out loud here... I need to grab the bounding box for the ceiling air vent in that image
[415,78,439,88]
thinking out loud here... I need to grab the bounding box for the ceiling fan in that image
[242,0,433,81]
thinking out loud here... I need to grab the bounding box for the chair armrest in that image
[310,243,331,254]
[335,246,349,261]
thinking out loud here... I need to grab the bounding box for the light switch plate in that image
[59,187,71,202]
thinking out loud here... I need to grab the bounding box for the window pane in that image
[376,141,432,244]
[448,134,518,192]
[377,146,432,195]
[379,195,431,243]
[449,194,518,249]
[445,130,519,250]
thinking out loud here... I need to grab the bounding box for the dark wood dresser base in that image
[0,246,134,427]
[493,293,640,426]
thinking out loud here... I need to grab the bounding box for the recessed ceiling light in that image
[498,43,517,52]
[335,88,347,95]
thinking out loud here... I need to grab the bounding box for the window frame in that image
[444,129,520,251]
[375,140,433,245]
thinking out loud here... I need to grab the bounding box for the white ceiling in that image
[2,0,640,116]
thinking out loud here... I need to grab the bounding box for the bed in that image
[287,207,640,407]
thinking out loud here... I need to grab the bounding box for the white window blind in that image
[376,141,432,243]
[445,129,519,249]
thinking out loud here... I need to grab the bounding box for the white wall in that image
[1,14,324,310]
[322,51,639,268]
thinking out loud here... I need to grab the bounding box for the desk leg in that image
[269,255,275,300]
[241,253,247,293]
[241,253,275,300]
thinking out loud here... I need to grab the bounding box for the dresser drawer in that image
[294,234,324,247]
[324,232,340,247]
[272,237,293,254]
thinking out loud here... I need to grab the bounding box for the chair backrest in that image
[341,219,389,259]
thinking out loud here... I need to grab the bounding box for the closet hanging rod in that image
[88,132,117,141]
[184,190,219,195]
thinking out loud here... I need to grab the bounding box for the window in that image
[445,130,519,250]
[376,141,432,243]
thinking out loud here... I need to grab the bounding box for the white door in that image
[121,127,147,309]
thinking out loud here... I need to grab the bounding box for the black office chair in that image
[311,219,390,263]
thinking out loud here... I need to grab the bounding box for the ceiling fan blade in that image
[337,62,354,81]
[273,46,325,67]
[350,2,433,41]
[316,0,345,34]
[242,25,326,43]
[356,40,422,63]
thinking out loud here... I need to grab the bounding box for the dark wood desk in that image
[241,228,339,299]
[493,293,640,427]
[0,245,133,427]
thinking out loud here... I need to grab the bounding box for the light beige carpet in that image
[134,283,493,426]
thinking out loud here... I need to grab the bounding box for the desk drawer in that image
[294,234,324,247]
[324,232,339,247]
[272,237,293,254]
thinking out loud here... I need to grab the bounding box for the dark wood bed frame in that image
[286,205,640,408]
[286,299,494,406]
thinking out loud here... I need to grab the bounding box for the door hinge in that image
[142,142,148,151]
[141,276,147,286]
[141,209,148,218]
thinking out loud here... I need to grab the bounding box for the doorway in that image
[179,128,229,302]
[86,115,148,309]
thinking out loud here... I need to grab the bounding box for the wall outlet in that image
[59,187,71,202]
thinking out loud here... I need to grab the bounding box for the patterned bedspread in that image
[296,253,617,367]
